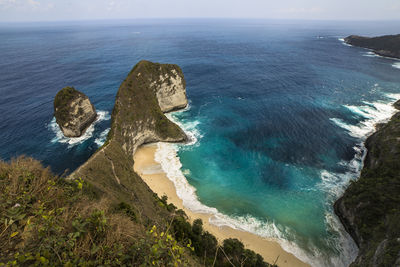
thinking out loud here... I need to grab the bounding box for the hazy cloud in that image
[0,0,399,21]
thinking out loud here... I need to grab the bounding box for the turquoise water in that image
[1,19,400,266]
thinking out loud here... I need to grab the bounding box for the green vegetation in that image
[335,109,400,266]
[345,34,400,59]
[0,157,273,266]
[109,60,187,149]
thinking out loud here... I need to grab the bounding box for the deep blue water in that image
[1,19,400,266]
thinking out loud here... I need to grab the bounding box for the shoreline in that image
[133,143,309,267]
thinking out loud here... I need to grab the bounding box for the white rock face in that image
[151,68,188,113]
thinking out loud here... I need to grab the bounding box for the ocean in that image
[1,19,400,266]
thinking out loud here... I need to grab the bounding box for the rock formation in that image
[151,64,188,112]
[345,34,400,59]
[68,60,187,221]
[334,100,400,266]
[54,87,97,137]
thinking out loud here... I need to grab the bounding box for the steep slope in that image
[69,60,188,223]
[334,101,400,266]
[344,34,400,59]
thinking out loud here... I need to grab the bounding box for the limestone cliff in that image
[69,60,187,222]
[334,100,400,266]
[54,87,97,137]
[344,34,400,59]
[151,65,188,113]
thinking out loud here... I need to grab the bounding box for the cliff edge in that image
[334,100,400,266]
[344,34,400,59]
[69,60,187,222]
[54,86,97,137]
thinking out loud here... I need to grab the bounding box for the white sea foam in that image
[393,62,400,69]
[331,95,400,140]
[363,51,378,58]
[317,140,367,266]
[338,38,352,47]
[48,110,111,147]
[94,128,110,147]
[165,105,202,147]
[321,92,400,265]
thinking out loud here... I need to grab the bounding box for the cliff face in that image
[344,34,400,59]
[54,87,97,137]
[151,66,188,113]
[334,101,400,267]
[69,60,187,222]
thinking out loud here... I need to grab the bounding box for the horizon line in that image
[1,17,400,24]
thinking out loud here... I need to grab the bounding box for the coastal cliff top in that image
[107,60,187,154]
[70,60,188,221]
[344,34,400,59]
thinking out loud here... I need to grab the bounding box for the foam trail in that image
[324,93,400,265]
[363,51,378,58]
[338,38,352,47]
[49,110,111,147]
[165,104,202,147]
[393,62,400,69]
[95,128,110,147]
[332,94,400,140]
[317,142,366,266]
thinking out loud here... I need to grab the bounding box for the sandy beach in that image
[133,143,309,267]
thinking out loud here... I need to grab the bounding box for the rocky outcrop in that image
[109,60,188,156]
[150,65,188,113]
[54,87,97,137]
[334,100,400,266]
[68,60,187,221]
[344,34,400,59]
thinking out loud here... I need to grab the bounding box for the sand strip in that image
[134,144,309,267]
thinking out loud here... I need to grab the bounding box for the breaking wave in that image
[94,128,110,147]
[48,110,110,147]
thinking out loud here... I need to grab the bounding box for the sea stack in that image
[54,86,97,137]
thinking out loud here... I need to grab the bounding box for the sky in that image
[0,0,399,22]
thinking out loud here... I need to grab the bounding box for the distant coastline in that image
[344,34,400,60]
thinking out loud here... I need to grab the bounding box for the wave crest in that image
[48,110,111,147]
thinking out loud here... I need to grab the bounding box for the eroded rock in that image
[54,87,97,137]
